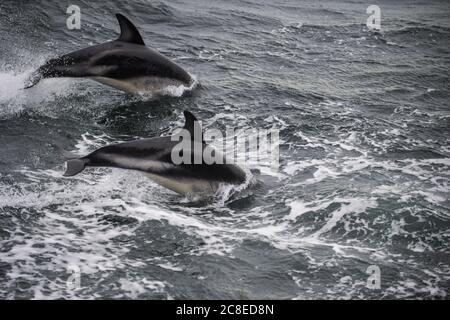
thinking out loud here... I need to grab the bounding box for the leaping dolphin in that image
[63,111,246,196]
[25,14,194,94]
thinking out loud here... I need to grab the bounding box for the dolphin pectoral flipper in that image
[64,159,89,177]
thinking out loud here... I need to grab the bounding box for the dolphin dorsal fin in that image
[116,13,145,45]
[183,111,203,142]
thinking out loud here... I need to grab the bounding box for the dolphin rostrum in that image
[25,14,194,94]
[64,111,246,196]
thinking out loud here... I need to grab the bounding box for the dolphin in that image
[24,14,193,94]
[63,111,246,196]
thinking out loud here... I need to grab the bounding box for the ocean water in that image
[0,0,449,299]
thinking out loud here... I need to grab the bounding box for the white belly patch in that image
[92,76,185,94]
[143,173,217,196]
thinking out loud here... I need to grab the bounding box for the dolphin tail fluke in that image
[23,70,42,89]
[24,55,87,89]
[64,159,88,177]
